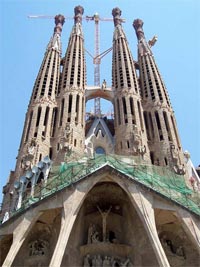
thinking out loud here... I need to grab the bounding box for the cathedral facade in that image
[0,6,200,267]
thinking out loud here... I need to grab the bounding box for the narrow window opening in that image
[75,95,80,124]
[51,107,57,137]
[68,95,72,114]
[155,111,163,141]
[36,107,42,127]
[43,106,50,126]
[144,111,150,141]
[25,111,33,142]
[122,97,128,123]
[49,148,53,159]
[127,140,130,149]
[117,99,121,125]
[137,101,143,130]
[59,98,65,126]
[150,151,154,164]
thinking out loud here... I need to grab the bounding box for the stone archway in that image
[155,209,200,267]
[60,181,159,267]
[12,208,62,267]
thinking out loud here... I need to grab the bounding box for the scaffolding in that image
[7,155,200,219]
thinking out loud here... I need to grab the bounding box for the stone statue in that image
[103,256,111,267]
[29,239,49,256]
[97,205,112,242]
[87,223,95,244]
[84,254,90,267]
[120,258,132,267]
[176,246,186,258]
[96,255,103,267]
[92,255,96,267]
[91,230,100,244]
[102,79,107,90]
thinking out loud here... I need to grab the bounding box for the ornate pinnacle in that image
[74,5,84,24]
[133,19,145,40]
[112,7,122,27]
[54,14,65,35]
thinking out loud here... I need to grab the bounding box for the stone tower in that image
[1,14,65,214]
[112,8,149,161]
[15,14,65,176]
[133,19,186,173]
[52,6,86,162]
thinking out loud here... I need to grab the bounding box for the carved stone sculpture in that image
[97,205,112,242]
[83,254,90,267]
[29,239,49,256]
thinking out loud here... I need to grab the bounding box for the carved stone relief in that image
[29,239,49,256]
[83,254,133,267]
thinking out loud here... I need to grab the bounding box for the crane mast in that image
[93,14,101,117]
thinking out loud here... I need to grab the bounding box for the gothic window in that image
[122,97,128,123]
[95,146,105,155]
[137,101,144,131]
[74,139,77,147]
[36,107,42,127]
[59,98,65,126]
[117,99,121,125]
[150,151,154,164]
[163,111,172,141]
[143,111,151,141]
[155,111,164,141]
[68,95,72,114]
[49,147,53,159]
[43,107,50,126]
[75,95,80,124]
[171,115,181,148]
[129,97,135,124]
[25,111,33,142]
[50,107,57,137]
[149,112,154,139]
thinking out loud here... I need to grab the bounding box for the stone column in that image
[49,188,86,267]
[127,184,170,267]
[1,210,41,267]
[176,209,200,252]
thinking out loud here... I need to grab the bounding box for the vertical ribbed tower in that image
[112,8,149,161]
[1,15,65,214]
[133,19,185,173]
[52,6,86,162]
[15,14,65,177]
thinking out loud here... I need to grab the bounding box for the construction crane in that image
[28,13,125,117]
[85,13,125,117]
[85,13,112,117]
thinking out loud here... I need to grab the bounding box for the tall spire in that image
[133,19,185,173]
[112,8,149,161]
[51,6,86,162]
[1,15,65,214]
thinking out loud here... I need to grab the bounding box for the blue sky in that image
[0,0,199,203]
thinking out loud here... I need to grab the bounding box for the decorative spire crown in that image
[112,7,122,27]
[133,19,145,40]
[74,5,84,24]
[54,14,65,35]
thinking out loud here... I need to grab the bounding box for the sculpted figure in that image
[87,223,95,244]
[96,255,103,267]
[102,79,107,90]
[84,254,90,267]
[103,256,111,267]
[97,205,112,242]
[91,230,100,243]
